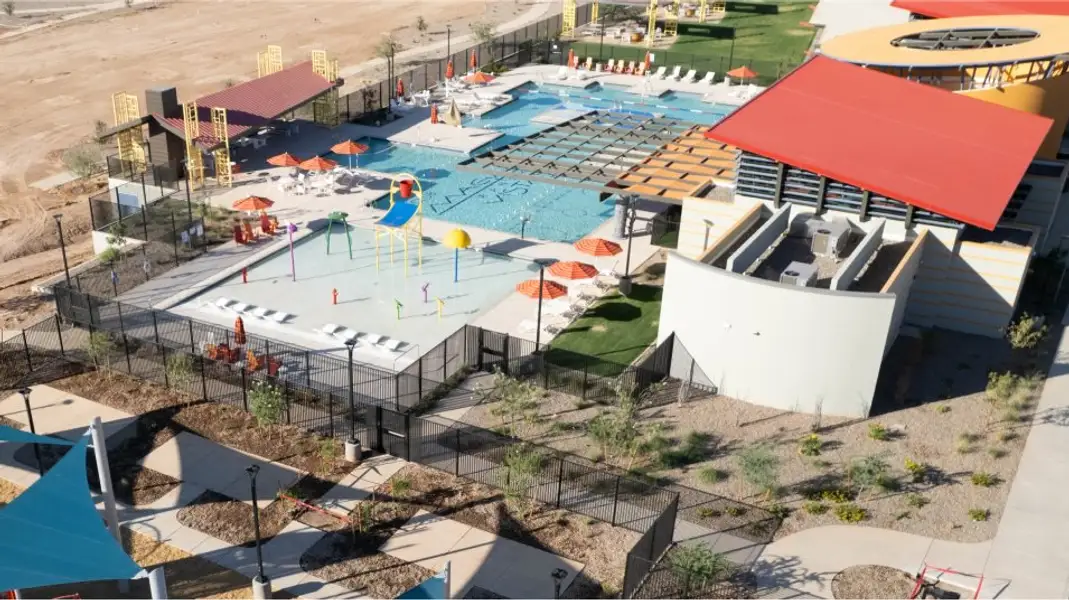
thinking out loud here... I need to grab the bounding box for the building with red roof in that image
[656,55,1054,419]
[890,0,1069,19]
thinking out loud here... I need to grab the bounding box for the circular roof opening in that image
[891,27,1039,51]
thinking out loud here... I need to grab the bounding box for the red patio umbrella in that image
[463,71,495,85]
[299,156,338,172]
[574,237,622,257]
[469,49,477,71]
[643,52,652,74]
[267,152,301,167]
[726,65,759,80]
[430,104,440,124]
[446,60,455,79]
[396,77,405,98]
[548,261,598,280]
[234,316,246,346]
[516,279,569,300]
[232,195,274,212]
[331,140,370,169]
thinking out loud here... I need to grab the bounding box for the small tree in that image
[373,35,404,67]
[416,15,428,33]
[479,371,541,437]
[737,444,780,501]
[1006,313,1047,351]
[471,21,497,66]
[249,380,285,426]
[847,454,890,498]
[165,353,194,390]
[2,2,14,17]
[62,142,105,178]
[87,331,114,374]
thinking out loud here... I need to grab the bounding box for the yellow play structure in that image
[182,101,204,189]
[111,92,146,171]
[210,107,232,187]
[375,173,425,277]
[257,45,283,78]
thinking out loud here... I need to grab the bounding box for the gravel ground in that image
[832,565,915,599]
[460,329,1055,543]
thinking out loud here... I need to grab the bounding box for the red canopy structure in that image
[267,152,302,167]
[464,71,495,85]
[727,65,759,80]
[516,280,569,299]
[549,261,598,280]
[890,0,1069,17]
[232,196,274,211]
[574,237,622,257]
[300,156,338,171]
[704,55,1052,230]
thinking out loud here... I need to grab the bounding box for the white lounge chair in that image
[364,333,384,346]
[582,57,593,70]
[231,302,251,315]
[575,70,589,81]
[215,298,235,311]
[669,65,683,81]
[555,66,569,80]
[320,324,342,337]
[653,66,668,80]
[339,328,360,342]
[270,311,290,324]
[681,69,697,83]
[605,59,616,73]
[700,71,716,85]
[252,307,271,319]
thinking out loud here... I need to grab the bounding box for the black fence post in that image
[417,358,423,401]
[328,390,335,438]
[117,303,133,373]
[284,379,292,424]
[200,355,209,401]
[454,429,461,476]
[161,345,170,388]
[189,321,196,354]
[305,351,312,387]
[395,376,401,412]
[581,363,589,400]
[502,333,510,376]
[21,332,33,372]
[54,314,65,357]
[556,459,565,508]
[151,311,160,346]
[241,367,249,411]
[171,211,180,266]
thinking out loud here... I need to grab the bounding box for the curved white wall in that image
[659,253,898,417]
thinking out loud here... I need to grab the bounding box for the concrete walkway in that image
[753,310,1069,598]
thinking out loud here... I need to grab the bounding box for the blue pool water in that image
[326,83,730,242]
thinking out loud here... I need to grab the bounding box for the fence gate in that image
[55,288,96,327]
[378,408,410,460]
[476,328,510,374]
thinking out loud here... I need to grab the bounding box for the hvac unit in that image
[779,261,818,287]
[809,219,851,258]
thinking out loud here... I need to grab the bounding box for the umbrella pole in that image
[454,248,459,283]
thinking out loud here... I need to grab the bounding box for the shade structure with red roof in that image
[549,261,598,280]
[300,156,338,171]
[704,55,1052,230]
[464,71,495,85]
[726,65,759,80]
[890,0,1069,17]
[267,152,302,167]
[154,61,337,149]
[574,237,622,257]
[516,279,569,300]
[233,195,274,211]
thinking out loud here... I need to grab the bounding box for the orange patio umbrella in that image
[643,52,652,74]
[299,155,338,172]
[446,60,455,79]
[469,49,477,71]
[267,152,301,167]
[234,316,246,346]
[549,261,598,280]
[516,279,569,300]
[232,195,274,212]
[331,139,370,169]
[396,77,405,98]
[464,71,495,85]
[430,104,440,124]
[727,65,759,80]
[574,237,622,257]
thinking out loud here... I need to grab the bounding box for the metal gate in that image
[55,286,97,327]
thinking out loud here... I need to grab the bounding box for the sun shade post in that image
[91,416,128,593]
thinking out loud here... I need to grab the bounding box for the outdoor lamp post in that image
[551,568,568,600]
[246,465,271,599]
[619,196,638,296]
[17,388,43,476]
[54,214,71,287]
[343,339,361,462]
[446,25,452,60]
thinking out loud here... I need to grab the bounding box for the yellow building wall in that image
[961,72,1069,160]
[677,191,761,260]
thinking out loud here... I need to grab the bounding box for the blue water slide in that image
[375,200,418,228]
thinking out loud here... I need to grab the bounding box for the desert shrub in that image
[905,493,929,509]
[798,433,822,457]
[2,2,14,17]
[968,508,989,522]
[249,380,284,426]
[970,472,998,487]
[996,430,1019,443]
[834,503,867,523]
[848,455,890,497]
[724,506,745,517]
[904,458,928,483]
[737,444,780,500]
[867,423,889,441]
[803,501,828,515]
[820,488,855,504]
[98,246,121,264]
[1002,407,1023,423]
[1006,313,1047,351]
[62,142,105,178]
[935,404,951,414]
[87,331,114,370]
[165,353,194,390]
[956,432,981,454]
[697,466,726,485]
[390,476,412,497]
[658,431,711,468]
[768,503,790,520]
[696,507,721,519]
[988,447,1008,459]
[986,371,1018,405]
[668,544,733,581]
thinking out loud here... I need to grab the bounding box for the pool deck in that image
[343,106,505,154]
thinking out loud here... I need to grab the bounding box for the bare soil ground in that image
[0,0,529,328]
[831,565,915,599]
[460,328,1057,543]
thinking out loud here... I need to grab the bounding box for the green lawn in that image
[546,284,663,368]
[570,1,813,84]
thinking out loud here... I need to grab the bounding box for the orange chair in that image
[243,221,258,242]
[205,343,219,360]
[246,350,263,371]
[233,224,246,245]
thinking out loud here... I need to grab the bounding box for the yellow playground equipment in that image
[375,174,424,276]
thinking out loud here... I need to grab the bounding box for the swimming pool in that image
[175,226,538,369]
[325,83,731,242]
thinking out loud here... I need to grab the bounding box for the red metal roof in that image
[153,61,334,148]
[704,55,1052,230]
[890,0,1069,17]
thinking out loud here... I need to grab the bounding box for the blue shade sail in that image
[0,425,76,447]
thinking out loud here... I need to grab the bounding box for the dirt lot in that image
[460,328,1057,543]
[0,0,536,328]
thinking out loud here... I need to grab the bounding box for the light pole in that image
[619,196,638,296]
[447,24,452,60]
[343,339,361,462]
[551,568,568,600]
[246,465,271,599]
[18,388,43,476]
[54,214,70,287]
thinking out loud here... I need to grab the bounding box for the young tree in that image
[479,371,541,437]
[416,15,428,33]
[471,21,497,66]
[62,142,104,178]
[2,2,15,16]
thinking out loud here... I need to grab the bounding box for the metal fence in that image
[628,549,759,599]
